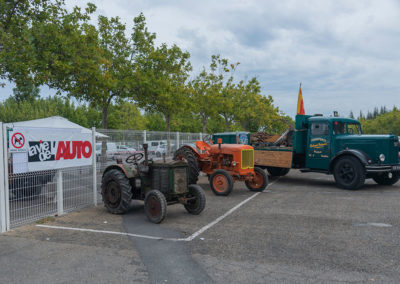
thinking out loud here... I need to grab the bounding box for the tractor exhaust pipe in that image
[143,143,149,166]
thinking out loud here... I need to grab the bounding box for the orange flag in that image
[297,84,305,115]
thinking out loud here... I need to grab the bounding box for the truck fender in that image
[329,149,370,172]
[102,164,136,179]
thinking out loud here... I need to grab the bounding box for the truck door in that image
[306,122,331,170]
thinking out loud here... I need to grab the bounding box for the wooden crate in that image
[254,149,292,168]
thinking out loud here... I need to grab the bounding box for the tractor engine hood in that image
[335,134,399,164]
[209,143,253,154]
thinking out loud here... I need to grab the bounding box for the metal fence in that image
[0,125,205,232]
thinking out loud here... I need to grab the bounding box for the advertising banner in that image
[9,127,93,173]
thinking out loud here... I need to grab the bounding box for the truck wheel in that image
[184,185,206,215]
[333,156,365,190]
[245,167,268,192]
[101,169,132,214]
[210,170,234,196]
[372,172,400,185]
[267,167,290,177]
[174,147,200,184]
[144,190,167,223]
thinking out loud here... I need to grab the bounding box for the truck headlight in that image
[379,154,385,162]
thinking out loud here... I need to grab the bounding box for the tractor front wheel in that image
[210,170,234,196]
[245,167,268,192]
[144,190,167,223]
[184,185,206,215]
[101,169,132,214]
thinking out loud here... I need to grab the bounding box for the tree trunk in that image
[166,112,171,156]
[101,104,110,168]
[201,115,208,134]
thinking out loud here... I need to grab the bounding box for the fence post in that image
[57,170,63,216]
[2,124,9,231]
[92,127,97,206]
[199,132,203,141]
[176,132,180,149]
[0,122,6,232]
[143,130,147,144]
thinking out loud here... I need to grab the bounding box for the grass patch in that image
[36,216,56,224]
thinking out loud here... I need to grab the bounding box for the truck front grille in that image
[241,149,254,169]
[174,167,187,194]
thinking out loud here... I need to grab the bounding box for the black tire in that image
[210,169,234,196]
[174,147,200,184]
[184,184,206,215]
[333,156,365,190]
[101,169,132,214]
[144,190,167,223]
[245,167,268,192]
[372,172,400,185]
[267,167,290,177]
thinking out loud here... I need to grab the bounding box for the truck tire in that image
[372,172,400,185]
[184,184,206,215]
[245,167,268,192]
[144,190,167,223]
[210,169,234,196]
[333,156,365,190]
[174,147,200,184]
[267,167,290,177]
[101,169,132,214]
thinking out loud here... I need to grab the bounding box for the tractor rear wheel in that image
[210,169,234,196]
[144,190,167,223]
[174,147,200,184]
[267,167,290,177]
[245,167,268,192]
[184,185,206,215]
[101,169,132,214]
[372,172,400,185]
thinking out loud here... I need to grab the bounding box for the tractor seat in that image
[196,141,211,151]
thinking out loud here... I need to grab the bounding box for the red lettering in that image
[56,141,70,160]
[74,141,82,159]
[82,141,92,158]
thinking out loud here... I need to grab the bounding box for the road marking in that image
[353,222,392,228]
[36,224,187,241]
[36,177,280,242]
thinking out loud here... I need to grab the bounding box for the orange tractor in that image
[174,138,268,196]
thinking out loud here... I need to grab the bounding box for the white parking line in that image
[36,177,280,242]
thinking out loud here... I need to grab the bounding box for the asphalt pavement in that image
[1,169,400,283]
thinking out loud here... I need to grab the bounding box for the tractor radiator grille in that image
[174,167,187,194]
[241,149,254,169]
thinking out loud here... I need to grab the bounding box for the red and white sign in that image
[9,127,93,172]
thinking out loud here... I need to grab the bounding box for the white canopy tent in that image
[5,116,108,138]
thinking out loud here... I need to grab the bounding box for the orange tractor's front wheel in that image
[245,167,268,192]
[210,169,234,196]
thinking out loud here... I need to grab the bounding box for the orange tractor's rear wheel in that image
[174,147,200,184]
[210,169,234,196]
[245,167,268,192]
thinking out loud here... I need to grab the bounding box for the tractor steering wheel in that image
[126,152,144,164]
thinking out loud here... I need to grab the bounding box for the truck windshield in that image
[347,123,361,134]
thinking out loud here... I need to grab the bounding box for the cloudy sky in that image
[2,0,400,118]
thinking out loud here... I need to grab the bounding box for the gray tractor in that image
[101,144,206,223]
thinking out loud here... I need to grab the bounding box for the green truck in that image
[213,114,400,190]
